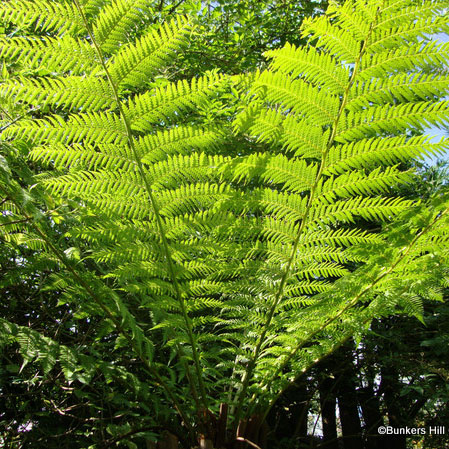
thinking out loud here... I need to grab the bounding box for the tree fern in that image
[227,0,449,425]
[1,0,230,434]
[1,0,449,447]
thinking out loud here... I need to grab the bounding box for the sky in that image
[422,32,449,165]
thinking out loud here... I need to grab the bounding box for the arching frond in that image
[324,136,449,175]
[0,36,98,74]
[264,43,349,94]
[109,16,193,90]
[6,112,127,145]
[0,0,83,35]
[126,73,227,131]
[0,76,114,111]
[92,0,153,54]
[138,125,226,163]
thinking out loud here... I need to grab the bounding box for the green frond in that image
[293,245,364,265]
[43,169,143,198]
[0,36,98,74]
[220,153,318,193]
[183,279,224,298]
[145,152,229,189]
[87,194,152,220]
[370,15,449,51]
[264,43,349,94]
[325,136,449,175]
[70,219,154,247]
[42,170,150,219]
[29,143,135,171]
[0,0,83,35]
[299,228,384,247]
[3,0,449,423]
[375,1,448,35]
[0,76,114,111]
[326,0,380,41]
[235,105,282,144]
[1,317,103,384]
[126,73,227,130]
[235,106,327,159]
[255,218,299,245]
[337,101,449,142]
[79,0,107,18]
[293,261,350,280]
[253,71,340,126]
[5,112,127,145]
[359,41,449,81]
[315,166,413,204]
[300,14,360,63]
[0,36,53,64]
[185,296,223,314]
[94,241,164,265]
[310,197,413,225]
[250,219,383,251]
[138,126,226,163]
[109,16,192,90]
[92,0,152,54]
[282,116,329,158]
[156,182,231,218]
[347,72,449,111]
[254,188,308,222]
[285,280,331,296]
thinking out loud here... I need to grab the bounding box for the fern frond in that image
[255,188,308,222]
[220,153,318,193]
[254,220,383,250]
[126,73,227,131]
[79,0,107,18]
[235,107,327,159]
[94,241,164,265]
[0,76,114,111]
[300,14,360,63]
[92,0,152,54]
[293,261,349,280]
[370,15,449,51]
[300,228,384,247]
[282,116,329,158]
[6,112,127,145]
[315,166,413,204]
[285,280,331,296]
[254,71,340,126]
[293,245,363,265]
[337,101,449,142]
[375,1,448,35]
[109,16,192,90]
[310,197,413,225]
[0,0,83,35]
[29,143,135,171]
[41,170,151,219]
[0,36,98,74]
[264,43,349,94]
[325,136,449,175]
[3,0,449,431]
[347,72,449,111]
[326,0,379,40]
[156,182,231,218]
[138,126,226,163]
[145,152,229,189]
[359,41,449,81]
